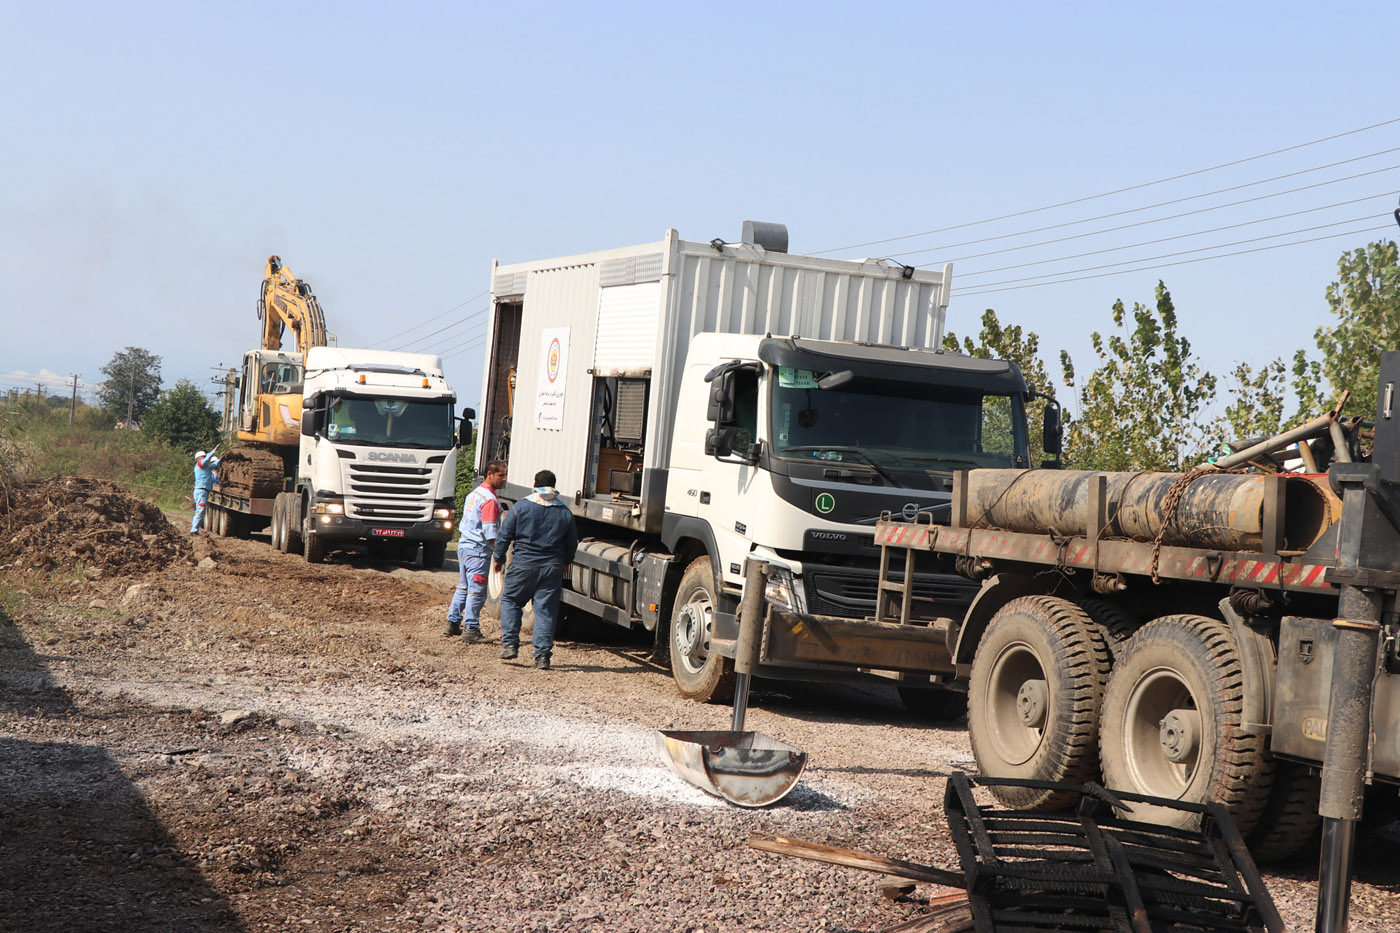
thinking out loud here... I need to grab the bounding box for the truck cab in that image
[661,333,1037,695]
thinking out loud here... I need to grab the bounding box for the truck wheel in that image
[422,542,446,570]
[1077,598,1138,662]
[1099,615,1273,834]
[1246,760,1321,864]
[897,685,967,722]
[284,500,303,553]
[303,517,326,564]
[967,595,1111,809]
[271,497,286,551]
[212,507,226,537]
[668,557,735,703]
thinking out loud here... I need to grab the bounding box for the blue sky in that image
[4,1,1398,425]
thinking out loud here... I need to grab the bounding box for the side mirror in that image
[300,409,317,437]
[707,372,736,423]
[705,427,735,458]
[458,418,473,448]
[461,407,477,422]
[1042,402,1063,456]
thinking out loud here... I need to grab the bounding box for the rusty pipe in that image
[963,469,1335,551]
[731,559,767,732]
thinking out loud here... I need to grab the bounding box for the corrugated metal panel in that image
[594,281,662,372]
[492,271,528,297]
[599,253,664,287]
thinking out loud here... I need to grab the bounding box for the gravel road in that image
[0,511,1397,932]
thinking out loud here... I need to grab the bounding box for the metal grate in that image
[346,463,434,522]
[614,379,647,443]
[801,567,977,616]
[942,773,1283,933]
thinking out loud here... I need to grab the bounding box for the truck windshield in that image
[325,397,454,448]
[770,375,1027,470]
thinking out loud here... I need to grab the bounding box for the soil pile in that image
[0,475,191,575]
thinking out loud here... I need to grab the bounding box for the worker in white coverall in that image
[446,459,508,642]
[190,448,221,534]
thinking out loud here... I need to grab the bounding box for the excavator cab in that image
[237,348,306,447]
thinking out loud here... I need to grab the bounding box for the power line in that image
[903,190,1393,267]
[813,117,1400,255]
[434,332,488,359]
[955,206,1389,279]
[954,224,1393,297]
[957,214,1387,288]
[900,156,1400,268]
[368,290,488,348]
[391,308,489,352]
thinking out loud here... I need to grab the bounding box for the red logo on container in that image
[547,338,562,383]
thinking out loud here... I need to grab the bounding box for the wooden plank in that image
[748,832,965,888]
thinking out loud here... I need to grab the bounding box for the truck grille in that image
[345,463,435,522]
[801,566,978,616]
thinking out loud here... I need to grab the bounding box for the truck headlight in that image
[763,568,800,613]
[433,507,454,519]
[311,501,344,514]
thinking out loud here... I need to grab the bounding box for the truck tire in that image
[1246,760,1321,864]
[212,507,226,537]
[271,497,287,552]
[303,518,326,564]
[284,499,303,554]
[1099,615,1274,834]
[1077,598,1138,662]
[668,557,736,703]
[967,595,1111,810]
[422,541,447,570]
[896,686,968,722]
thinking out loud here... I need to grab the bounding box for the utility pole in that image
[127,365,135,423]
[69,374,78,426]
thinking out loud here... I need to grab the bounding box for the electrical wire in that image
[956,207,1390,279]
[954,224,1393,297]
[368,289,487,348]
[812,117,1400,255]
[901,191,1392,267]
[439,338,487,362]
[390,307,489,352]
[898,159,1400,268]
[434,331,488,359]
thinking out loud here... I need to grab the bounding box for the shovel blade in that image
[656,730,807,808]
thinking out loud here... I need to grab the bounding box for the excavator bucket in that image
[656,730,807,808]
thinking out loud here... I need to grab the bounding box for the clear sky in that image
[4,1,1398,423]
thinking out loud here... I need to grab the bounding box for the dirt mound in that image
[0,475,192,576]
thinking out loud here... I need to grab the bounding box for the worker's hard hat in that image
[195,450,206,460]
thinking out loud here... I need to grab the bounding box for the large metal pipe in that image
[1316,587,1383,933]
[963,469,1336,551]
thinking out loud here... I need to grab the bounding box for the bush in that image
[142,379,220,454]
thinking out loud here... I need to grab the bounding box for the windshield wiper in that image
[783,446,905,488]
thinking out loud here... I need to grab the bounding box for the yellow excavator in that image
[219,255,329,499]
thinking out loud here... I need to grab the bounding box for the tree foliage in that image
[98,347,163,421]
[142,379,220,454]
[1213,358,1288,447]
[1060,281,1217,472]
[1309,239,1400,418]
[944,309,1055,465]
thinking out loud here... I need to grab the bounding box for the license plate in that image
[371,528,406,538]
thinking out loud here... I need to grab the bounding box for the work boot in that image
[499,645,518,660]
[443,622,462,637]
[534,654,551,671]
[460,628,488,644]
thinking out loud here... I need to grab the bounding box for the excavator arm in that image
[258,255,328,355]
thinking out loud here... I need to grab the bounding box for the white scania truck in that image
[209,347,466,568]
[477,224,1057,706]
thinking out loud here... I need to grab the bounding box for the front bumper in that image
[305,513,454,544]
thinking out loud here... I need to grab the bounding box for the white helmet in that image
[195,450,206,461]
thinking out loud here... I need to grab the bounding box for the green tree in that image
[142,379,220,454]
[98,347,163,421]
[1213,359,1288,449]
[1309,239,1400,416]
[1060,281,1217,472]
[944,309,1055,465]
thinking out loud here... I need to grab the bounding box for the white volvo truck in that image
[477,224,1058,707]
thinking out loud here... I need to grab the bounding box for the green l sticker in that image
[815,492,835,514]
